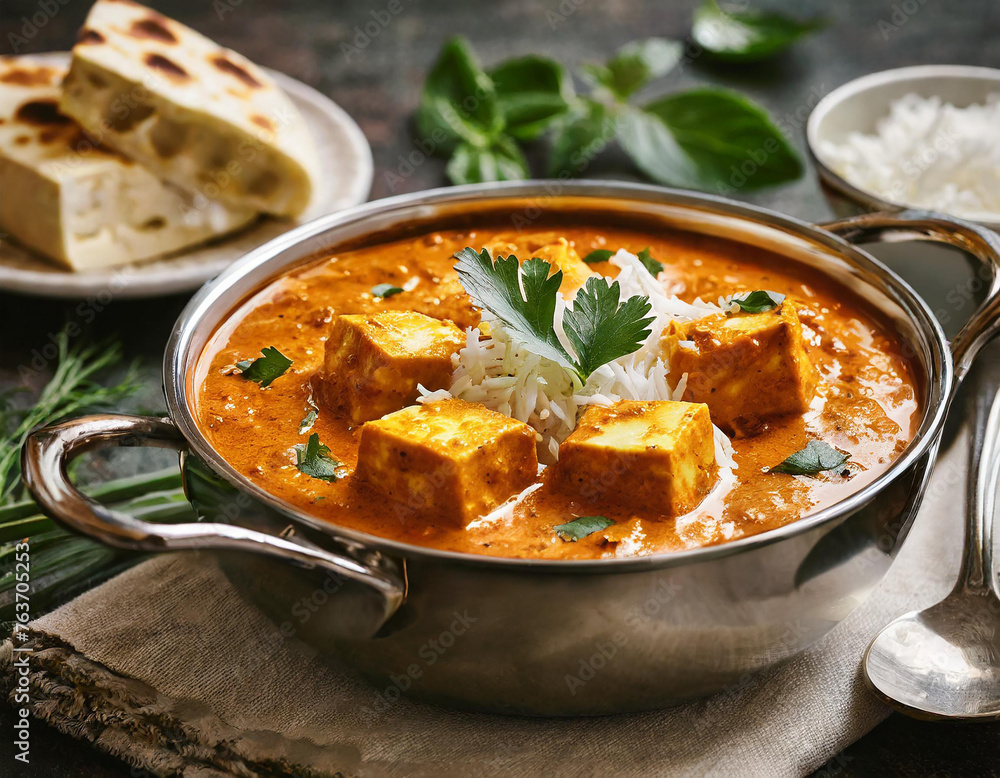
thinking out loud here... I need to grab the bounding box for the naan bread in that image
[0,55,256,271]
[60,0,320,217]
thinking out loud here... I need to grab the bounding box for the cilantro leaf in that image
[637,247,664,277]
[236,347,292,388]
[454,247,654,383]
[731,290,785,313]
[563,277,654,379]
[770,441,849,476]
[299,408,318,434]
[294,433,342,481]
[453,247,576,372]
[555,515,615,541]
[371,283,404,299]
[582,249,614,264]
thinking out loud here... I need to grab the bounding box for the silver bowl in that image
[22,182,1000,715]
[807,64,1000,230]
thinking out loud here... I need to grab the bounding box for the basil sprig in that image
[415,35,803,192]
[417,37,570,185]
[692,0,826,63]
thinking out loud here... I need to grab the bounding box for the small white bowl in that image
[807,65,1000,230]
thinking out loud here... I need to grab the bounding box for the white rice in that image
[419,249,737,478]
[819,92,1000,221]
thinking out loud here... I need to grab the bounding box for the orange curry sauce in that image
[194,226,922,559]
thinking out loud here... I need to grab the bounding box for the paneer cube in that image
[528,237,595,294]
[661,301,817,436]
[319,312,464,425]
[554,400,716,516]
[355,399,539,526]
[487,233,595,294]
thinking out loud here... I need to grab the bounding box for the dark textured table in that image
[2,0,1000,774]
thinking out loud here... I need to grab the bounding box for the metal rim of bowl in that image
[164,179,952,573]
[806,64,1000,231]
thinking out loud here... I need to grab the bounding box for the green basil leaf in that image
[488,55,574,140]
[371,283,404,299]
[770,441,849,476]
[446,136,529,185]
[555,515,615,542]
[582,38,683,101]
[582,249,615,264]
[692,0,825,62]
[416,36,502,154]
[236,346,292,388]
[548,98,616,177]
[294,433,342,482]
[619,89,802,191]
[731,290,784,313]
[637,247,664,277]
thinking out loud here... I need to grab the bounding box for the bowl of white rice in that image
[807,65,1000,229]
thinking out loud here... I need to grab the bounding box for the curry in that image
[194,223,921,560]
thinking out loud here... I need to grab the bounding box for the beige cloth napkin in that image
[1,423,970,778]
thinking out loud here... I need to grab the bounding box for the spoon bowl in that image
[864,383,1000,720]
[864,590,1000,720]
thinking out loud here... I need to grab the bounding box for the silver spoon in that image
[863,385,1000,720]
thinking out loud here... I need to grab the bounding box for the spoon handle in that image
[960,386,1000,591]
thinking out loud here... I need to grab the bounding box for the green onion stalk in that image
[0,336,201,626]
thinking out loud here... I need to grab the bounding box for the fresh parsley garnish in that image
[555,515,615,542]
[564,277,655,379]
[453,247,654,383]
[294,433,342,482]
[371,283,404,299]
[637,247,663,277]
[236,347,292,388]
[731,290,785,314]
[582,248,614,264]
[770,441,849,476]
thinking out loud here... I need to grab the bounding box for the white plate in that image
[0,52,373,299]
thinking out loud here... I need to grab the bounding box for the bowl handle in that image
[817,209,1000,385]
[21,413,405,632]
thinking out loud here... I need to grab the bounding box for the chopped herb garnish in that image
[770,441,849,476]
[371,283,405,299]
[294,433,342,481]
[299,408,318,434]
[453,247,654,382]
[236,347,292,388]
[555,515,615,541]
[731,290,785,313]
[582,248,615,264]
[637,247,664,277]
